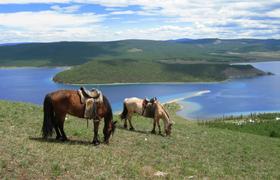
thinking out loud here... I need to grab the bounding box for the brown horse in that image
[120,97,174,136]
[42,89,116,145]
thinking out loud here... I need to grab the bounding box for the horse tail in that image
[42,94,55,138]
[120,102,128,120]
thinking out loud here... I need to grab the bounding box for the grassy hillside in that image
[201,113,280,138]
[0,39,279,67]
[1,100,280,179]
[53,59,266,84]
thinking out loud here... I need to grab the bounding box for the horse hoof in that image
[124,125,128,129]
[60,137,68,141]
[129,127,135,131]
[92,137,100,145]
[151,130,156,134]
[92,140,100,146]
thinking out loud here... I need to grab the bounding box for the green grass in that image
[1,100,280,179]
[53,59,264,84]
[199,113,280,138]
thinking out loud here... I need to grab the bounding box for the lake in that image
[0,61,279,119]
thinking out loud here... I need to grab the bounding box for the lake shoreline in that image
[0,61,273,86]
[0,61,279,120]
[0,66,72,70]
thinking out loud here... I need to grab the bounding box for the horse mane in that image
[158,103,170,118]
[102,94,113,121]
[102,94,117,136]
[157,102,173,125]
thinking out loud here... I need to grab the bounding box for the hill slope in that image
[53,60,267,84]
[1,100,280,179]
[0,39,279,66]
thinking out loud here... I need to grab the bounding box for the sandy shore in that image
[164,90,211,104]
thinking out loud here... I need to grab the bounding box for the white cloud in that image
[267,9,280,18]
[0,11,104,29]
[0,10,106,42]
[50,5,82,13]
[0,0,279,42]
[110,10,135,15]
[0,0,70,4]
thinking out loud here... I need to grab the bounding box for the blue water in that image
[177,61,280,119]
[0,61,279,119]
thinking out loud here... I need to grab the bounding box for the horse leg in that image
[157,119,162,135]
[54,125,62,140]
[103,119,110,144]
[128,115,135,131]
[163,120,169,136]
[52,113,62,140]
[92,120,100,146]
[151,118,156,134]
[56,114,68,141]
[124,118,128,129]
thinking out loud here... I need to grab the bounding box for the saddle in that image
[149,97,157,104]
[144,103,156,118]
[142,97,157,117]
[80,86,100,99]
[78,87,103,120]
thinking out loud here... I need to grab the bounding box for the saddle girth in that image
[141,98,149,116]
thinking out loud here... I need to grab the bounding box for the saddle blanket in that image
[78,89,103,119]
[143,103,156,118]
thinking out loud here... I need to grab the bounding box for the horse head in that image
[104,120,117,144]
[165,123,173,136]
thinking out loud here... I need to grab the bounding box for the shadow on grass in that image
[29,137,94,146]
[117,125,165,137]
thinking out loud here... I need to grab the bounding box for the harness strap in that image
[142,99,148,116]
[142,106,146,116]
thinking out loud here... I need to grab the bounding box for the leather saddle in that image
[78,87,103,120]
[80,86,100,99]
[149,97,158,104]
[142,97,157,116]
[143,97,157,118]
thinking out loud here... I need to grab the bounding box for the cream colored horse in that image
[120,97,173,136]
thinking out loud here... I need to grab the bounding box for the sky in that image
[0,0,279,43]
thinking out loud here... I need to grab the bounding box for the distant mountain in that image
[167,38,194,43]
[170,38,280,45]
[0,42,30,46]
[0,39,279,66]
[168,38,222,44]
